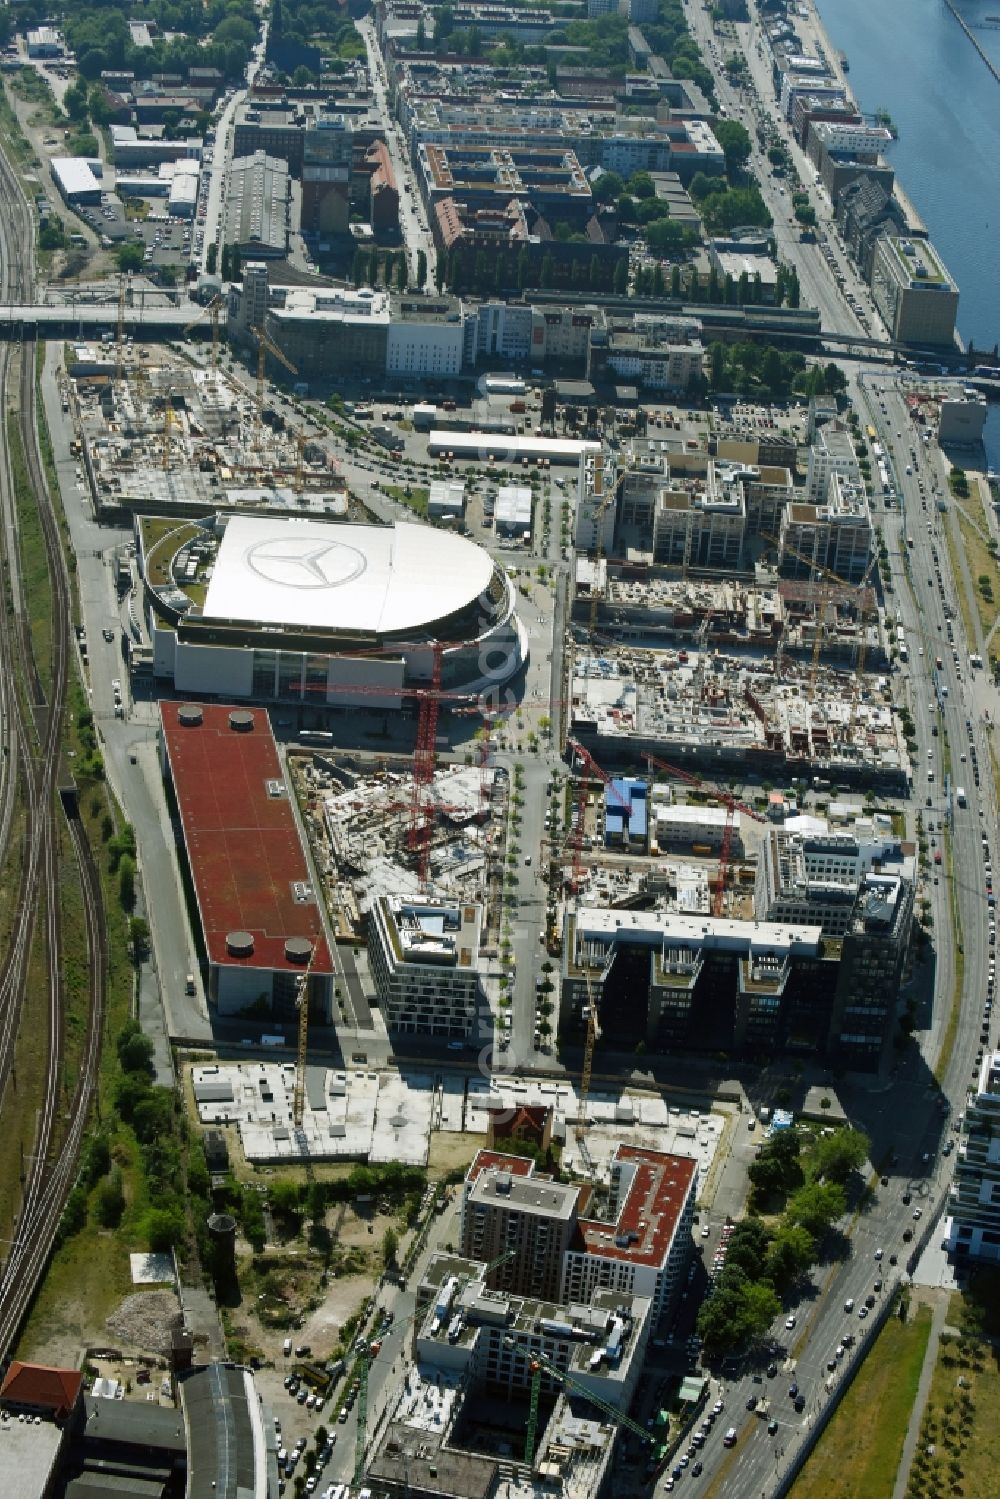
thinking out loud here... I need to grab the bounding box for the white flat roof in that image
[575,905,823,954]
[428,430,601,464]
[52,156,102,195]
[203,515,495,636]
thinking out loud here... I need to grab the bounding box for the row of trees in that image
[352,247,410,292]
[433,246,622,297]
[697,1126,869,1355]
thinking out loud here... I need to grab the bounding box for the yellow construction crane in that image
[576,978,601,1148]
[760,531,878,694]
[116,272,128,383]
[161,391,176,470]
[184,293,225,371]
[292,937,321,1130]
[587,466,625,638]
[252,325,297,454]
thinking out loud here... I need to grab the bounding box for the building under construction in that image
[573,568,887,671]
[65,340,349,522]
[568,644,911,790]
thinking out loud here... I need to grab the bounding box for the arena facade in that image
[140,514,526,706]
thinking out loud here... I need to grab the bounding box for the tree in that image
[118,1029,155,1077]
[764,1224,815,1290]
[722,1218,772,1279]
[714,119,753,177]
[540,252,555,288]
[416,248,427,288]
[382,1226,399,1267]
[395,253,408,292]
[646,218,691,256]
[786,1180,847,1238]
[808,1127,870,1185]
[627,171,655,200]
[670,264,682,298]
[696,1270,781,1354]
[143,1204,185,1252]
[593,170,624,202]
[63,82,89,122]
[112,239,140,275]
[128,916,150,961]
[95,1169,126,1228]
[118,853,136,910]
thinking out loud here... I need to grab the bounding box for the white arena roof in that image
[203,515,496,636]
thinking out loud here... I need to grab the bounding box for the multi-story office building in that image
[301,116,352,236]
[368,897,485,1039]
[870,232,960,348]
[233,101,308,175]
[386,295,466,379]
[561,906,844,1060]
[574,448,618,555]
[828,872,914,1071]
[946,1051,1000,1263]
[754,825,909,936]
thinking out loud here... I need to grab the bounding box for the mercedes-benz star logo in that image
[244,537,368,590]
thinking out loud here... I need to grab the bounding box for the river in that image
[813,0,1000,463]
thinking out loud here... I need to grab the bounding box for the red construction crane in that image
[642,752,766,917]
[408,641,444,886]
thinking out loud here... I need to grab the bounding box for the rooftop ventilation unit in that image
[177,703,203,727]
[226,930,255,958]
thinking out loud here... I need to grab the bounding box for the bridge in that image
[0,299,226,339]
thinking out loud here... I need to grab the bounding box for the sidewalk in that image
[891,1290,950,1499]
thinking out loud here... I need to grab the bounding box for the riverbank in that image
[795,0,928,233]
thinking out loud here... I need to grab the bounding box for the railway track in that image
[0,121,108,1357]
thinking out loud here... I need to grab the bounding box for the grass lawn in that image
[906,1279,1000,1499]
[790,1302,933,1499]
[384,483,429,517]
[953,503,999,641]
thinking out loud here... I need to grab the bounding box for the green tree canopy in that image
[697,1269,781,1355]
[714,119,752,177]
[785,1180,847,1238]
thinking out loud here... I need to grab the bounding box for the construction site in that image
[566,644,910,790]
[63,331,354,523]
[573,567,888,671]
[291,759,503,940]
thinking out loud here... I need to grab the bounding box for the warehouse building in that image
[225,149,290,260]
[158,701,335,1020]
[50,156,103,207]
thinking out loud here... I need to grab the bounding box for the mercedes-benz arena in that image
[141,513,526,706]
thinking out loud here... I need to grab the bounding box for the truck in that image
[956,786,967,808]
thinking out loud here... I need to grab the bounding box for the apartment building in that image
[946,1051,1000,1263]
[574,448,618,555]
[460,1157,579,1302]
[781,470,872,585]
[368,897,484,1039]
[562,1144,698,1322]
[415,1251,651,1412]
[651,458,746,572]
[458,1143,698,1325]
